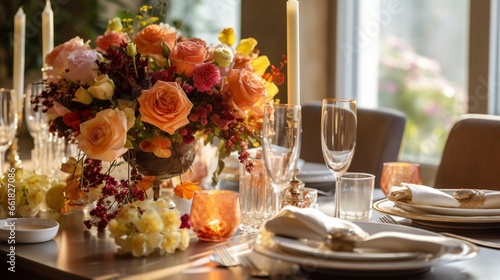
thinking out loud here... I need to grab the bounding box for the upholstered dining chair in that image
[434,114,500,190]
[300,102,407,188]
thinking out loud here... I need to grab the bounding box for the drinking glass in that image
[321,98,357,217]
[261,104,302,214]
[0,88,18,175]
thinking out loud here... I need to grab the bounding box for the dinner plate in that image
[0,218,59,243]
[373,199,500,227]
[394,201,500,216]
[272,236,424,261]
[253,221,477,274]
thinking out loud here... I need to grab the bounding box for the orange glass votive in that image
[189,190,241,242]
[380,162,423,195]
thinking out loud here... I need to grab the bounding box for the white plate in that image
[394,201,500,216]
[253,222,477,273]
[391,189,500,216]
[374,199,500,226]
[273,236,424,261]
[0,218,59,243]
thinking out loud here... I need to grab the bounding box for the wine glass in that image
[321,98,357,217]
[25,83,48,173]
[0,88,18,175]
[261,103,302,214]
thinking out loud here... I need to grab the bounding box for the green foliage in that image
[378,37,466,164]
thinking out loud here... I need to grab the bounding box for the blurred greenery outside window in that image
[341,0,469,166]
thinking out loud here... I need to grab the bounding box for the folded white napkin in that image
[388,183,500,209]
[265,206,464,255]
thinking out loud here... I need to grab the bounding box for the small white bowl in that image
[0,218,59,243]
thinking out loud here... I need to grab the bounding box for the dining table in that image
[1,187,500,280]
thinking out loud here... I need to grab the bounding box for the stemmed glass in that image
[261,103,302,214]
[0,88,18,175]
[25,83,48,173]
[321,98,357,217]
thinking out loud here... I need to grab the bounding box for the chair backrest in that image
[434,114,500,190]
[300,102,407,188]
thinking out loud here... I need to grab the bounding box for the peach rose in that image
[76,108,129,162]
[224,68,267,115]
[96,31,131,52]
[138,81,193,134]
[169,39,208,77]
[133,23,177,55]
[45,37,91,80]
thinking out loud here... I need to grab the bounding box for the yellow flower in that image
[108,219,132,237]
[159,208,181,231]
[252,55,271,77]
[218,27,236,46]
[264,80,279,99]
[178,229,190,250]
[129,233,148,257]
[87,74,115,100]
[26,188,45,207]
[236,37,258,55]
[106,17,123,33]
[135,210,164,233]
[160,231,181,254]
[73,87,93,104]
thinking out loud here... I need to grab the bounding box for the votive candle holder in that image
[189,190,241,242]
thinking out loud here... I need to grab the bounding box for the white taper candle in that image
[286,0,300,106]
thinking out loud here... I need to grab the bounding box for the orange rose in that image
[224,68,267,115]
[138,81,193,134]
[133,23,177,55]
[95,31,131,52]
[76,108,129,162]
[169,39,208,77]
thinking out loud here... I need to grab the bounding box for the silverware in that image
[439,232,500,250]
[210,244,239,267]
[379,215,500,250]
[379,215,400,225]
[239,254,269,278]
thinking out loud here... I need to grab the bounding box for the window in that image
[166,0,241,43]
[337,0,470,165]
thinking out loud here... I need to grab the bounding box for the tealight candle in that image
[189,190,241,242]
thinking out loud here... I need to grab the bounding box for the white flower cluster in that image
[108,198,191,257]
[0,169,59,217]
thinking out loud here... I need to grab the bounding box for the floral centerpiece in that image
[32,3,284,240]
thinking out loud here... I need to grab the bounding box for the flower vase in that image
[126,142,196,200]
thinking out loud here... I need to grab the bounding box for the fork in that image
[379,215,500,250]
[210,244,239,267]
[379,215,400,225]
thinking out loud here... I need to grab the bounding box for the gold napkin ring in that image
[452,189,485,208]
[324,228,368,252]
